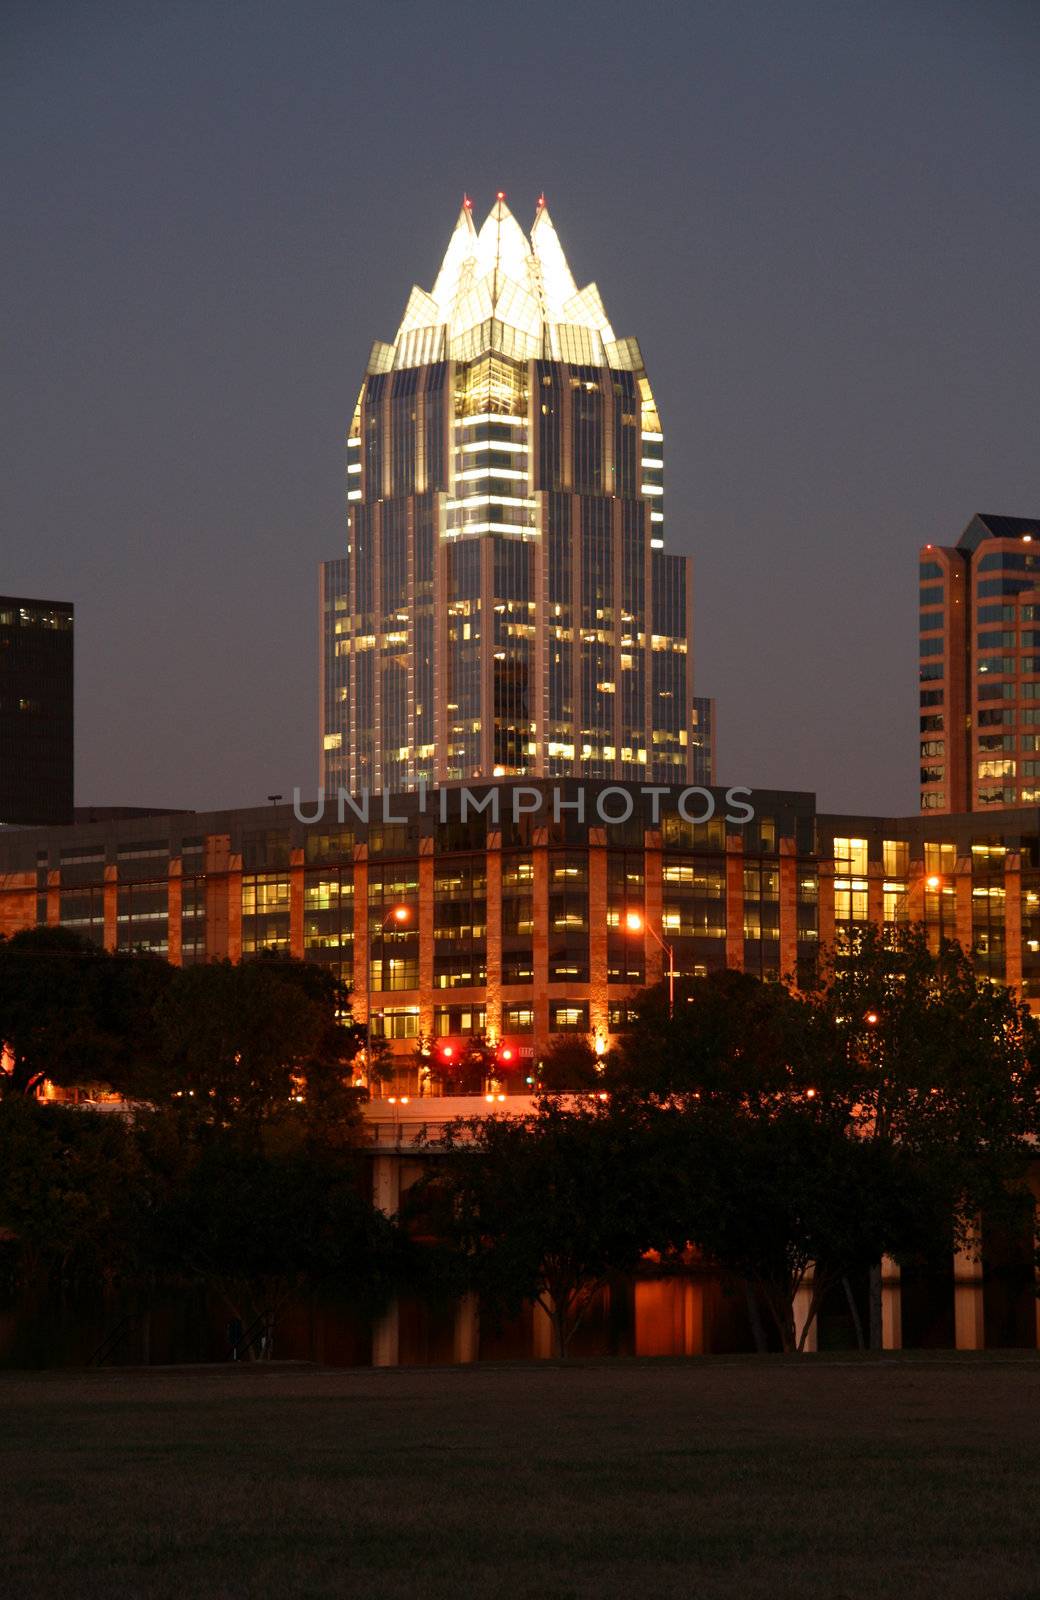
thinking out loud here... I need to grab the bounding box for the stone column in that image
[532,827,550,1049]
[167,858,182,967]
[226,853,243,963]
[485,831,502,1045]
[372,1301,400,1368]
[1005,852,1023,996]
[0,871,34,937]
[588,827,608,1045]
[725,834,744,972]
[372,1153,400,1217]
[418,837,435,1041]
[353,846,369,1023]
[46,869,60,927]
[953,1221,985,1351]
[881,1256,902,1350]
[779,838,798,985]
[453,1292,480,1365]
[103,864,118,953]
[289,847,305,959]
[204,835,231,959]
[643,828,663,987]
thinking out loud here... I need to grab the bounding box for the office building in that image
[0,595,74,826]
[6,779,1040,1067]
[919,513,1040,813]
[320,194,705,794]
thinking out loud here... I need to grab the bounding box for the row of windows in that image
[977,550,1040,574]
[977,760,1040,779]
[978,656,1040,675]
[978,734,1040,752]
[978,603,1040,625]
[979,681,1040,701]
[977,631,1040,649]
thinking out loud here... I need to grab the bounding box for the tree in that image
[417,1099,663,1357]
[0,1097,154,1286]
[152,956,362,1142]
[539,1034,603,1091]
[811,924,1040,1345]
[0,927,171,1098]
[610,932,1040,1351]
[653,1099,952,1352]
[150,1141,403,1357]
[609,967,823,1104]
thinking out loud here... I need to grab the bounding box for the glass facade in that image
[320,197,702,793]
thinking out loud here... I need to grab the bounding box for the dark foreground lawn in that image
[3,1354,1040,1600]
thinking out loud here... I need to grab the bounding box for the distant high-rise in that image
[919,513,1040,813]
[0,595,74,826]
[320,193,705,793]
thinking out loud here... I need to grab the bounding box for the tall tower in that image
[919,512,1040,813]
[321,194,700,793]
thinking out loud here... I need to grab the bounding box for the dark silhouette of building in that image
[0,595,73,825]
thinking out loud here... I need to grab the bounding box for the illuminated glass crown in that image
[366,194,645,374]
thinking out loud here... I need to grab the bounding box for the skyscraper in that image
[919,512,1040,813]
[0,595,74,826]
[320,194,702,794]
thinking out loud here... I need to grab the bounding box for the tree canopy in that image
[416,1099,666,1357]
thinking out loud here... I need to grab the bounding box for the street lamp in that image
[624,908,676,1018]
[366,903,413,1097]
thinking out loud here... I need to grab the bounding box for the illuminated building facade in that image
[6,782,1040,1071]
[320,194,701,793]
[0,595,74,826]
[920,513,1040,814]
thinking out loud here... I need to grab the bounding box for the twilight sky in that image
[3,0,1038,816]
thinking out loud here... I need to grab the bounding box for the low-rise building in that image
[4,780,1040,1082]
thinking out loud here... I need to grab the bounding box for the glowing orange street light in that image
[865,1011,879,1026]
[623,908,676,1017]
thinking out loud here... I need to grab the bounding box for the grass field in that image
[3,1354,1040,1600]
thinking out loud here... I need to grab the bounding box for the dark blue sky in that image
[3,0,1038,814]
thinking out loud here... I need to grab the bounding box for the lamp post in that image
[366,903,413,1097]
[624,908,676,1018]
